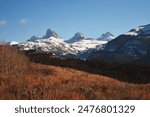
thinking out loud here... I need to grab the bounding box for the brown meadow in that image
[0,45,150,99]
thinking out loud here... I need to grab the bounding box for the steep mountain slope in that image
[14,29,109,57]
[42,28,60,39]
[97,32,115,41]
[89,24,150,63]
[124,24,150,36]
[17,29,77,56]
[65,32,107,53]
[28,29,61,42]
[65,32,86,43]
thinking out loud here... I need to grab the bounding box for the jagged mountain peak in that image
[97,32,115,41]
[66,32,86,43]
[91,23,150,63]
[42,28,60,39]
[28,29,61,41]
[28,36,40,41]
[74,32,85,38]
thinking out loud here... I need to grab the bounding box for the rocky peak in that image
[42,29,60,39]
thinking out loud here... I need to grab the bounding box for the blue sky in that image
[0,0,150,42]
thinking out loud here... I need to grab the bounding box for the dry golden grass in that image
[0,45,28,79]
[0,45,150,100]
[1,63,150,100]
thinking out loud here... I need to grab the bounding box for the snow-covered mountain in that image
[66,32,107,52]
[71,39,107,52]
[28,36,40,41]
[43,29,60,39]
[14,29,108,57]
[89,24,150,63]
[18,37,77,56]
[97,32,115,41]
[17,29,77,56]
[124,24,150,36]
[65,32,87,43]
[28,29,61,42]
[7,41,19,45]
[8,24,150,63]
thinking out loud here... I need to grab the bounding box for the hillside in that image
[1,63,150,100]
[0,45,150,100]
[24,50,150,84]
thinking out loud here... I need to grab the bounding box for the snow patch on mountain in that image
[97,32,115,41]
[28,29,61,42]
[66,32,87,43]
[19,36,77,55]
[7,41,19,45]
[71,40,107,52]
[11,29,112,58]
[43,29,60,39]
[28,36,40,41]
[124,24,150,36]
[122,39,147,57]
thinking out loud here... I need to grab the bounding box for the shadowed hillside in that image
[24,50,150,84]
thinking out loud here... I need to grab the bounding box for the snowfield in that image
[13,29,113,57]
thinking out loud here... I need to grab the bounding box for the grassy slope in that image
[1,63,150,100]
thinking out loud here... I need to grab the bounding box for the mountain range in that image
[10,29,114,57]
[89,24,150,63]
[9,23,150,63]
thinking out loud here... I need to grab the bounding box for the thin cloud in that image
[0,20,7,26]
[20,18,28,24]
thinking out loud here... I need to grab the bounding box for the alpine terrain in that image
[89,24,150,63]
[12,29,111,58]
